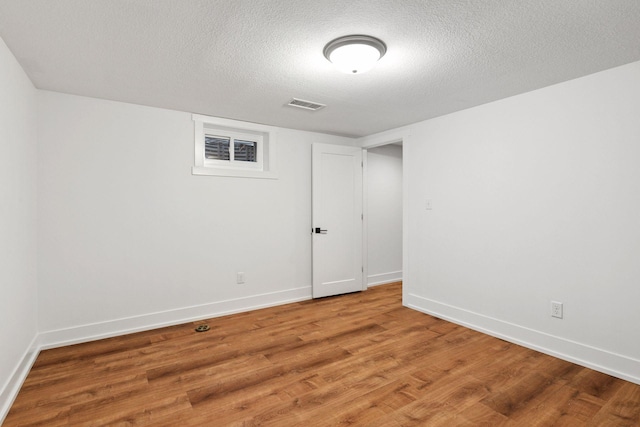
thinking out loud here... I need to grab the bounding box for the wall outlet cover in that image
[551,301,563,319]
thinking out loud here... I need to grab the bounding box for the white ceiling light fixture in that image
[323,35,387,74]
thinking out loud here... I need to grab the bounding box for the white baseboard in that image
[405,292,640,386]
[367,271,402,287]
[39,286,312,349]
[0,334,40,425]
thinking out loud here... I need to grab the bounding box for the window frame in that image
[192,114,278,179]
[204,130,263,170]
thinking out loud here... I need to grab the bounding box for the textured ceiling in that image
[1,1,640,137]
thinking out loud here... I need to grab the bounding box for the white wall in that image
[366,144,402,286]
[37,91,355,345]
[0,37,39,419]
[403,60,640,383]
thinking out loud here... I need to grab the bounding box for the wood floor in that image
[5,283,640,426]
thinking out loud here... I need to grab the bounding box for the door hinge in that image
[361,213,363,220]
[362,266,364,272]
[361,161,363,167]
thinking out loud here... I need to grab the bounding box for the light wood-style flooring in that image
[5,282,640,426]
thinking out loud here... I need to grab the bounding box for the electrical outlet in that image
[551,301,563,319]
[237,272,245,284]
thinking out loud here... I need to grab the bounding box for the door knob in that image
[315,227,328,234]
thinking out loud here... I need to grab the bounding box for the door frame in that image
[358,129,409,296]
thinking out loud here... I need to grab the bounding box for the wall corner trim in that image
[405,293,640,386]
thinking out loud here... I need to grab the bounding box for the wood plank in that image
[588,382,640,425]
[5,282,640,426]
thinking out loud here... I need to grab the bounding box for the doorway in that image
[311,140,404,299]
[364,142,403,288]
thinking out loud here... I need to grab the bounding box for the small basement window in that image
[204,131,261,169]
[192,114,278,179]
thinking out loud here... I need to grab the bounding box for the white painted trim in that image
[357,127,411,149]
[362,149,368,291]
[0,334,39,425]
[405,293,640,386]
[367,271,403,287]
[192,113,278,179]
[39,286,311,349]
[192,166,278,179]
[401,136,409,305]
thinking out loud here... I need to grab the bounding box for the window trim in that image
[192,114,278,179]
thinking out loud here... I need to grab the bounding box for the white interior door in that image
[312,143,363,298]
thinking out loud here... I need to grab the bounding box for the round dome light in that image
[323,35,387,74]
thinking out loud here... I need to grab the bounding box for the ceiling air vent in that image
[287,98,326,111]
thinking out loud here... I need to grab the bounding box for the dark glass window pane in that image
[205,136,230,160]
[234,139,257,162]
